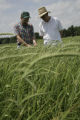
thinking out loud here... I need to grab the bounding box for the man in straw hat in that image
[14,11,37,48]
[38,7,63,45]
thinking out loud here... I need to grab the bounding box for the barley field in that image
[0,36,80,120]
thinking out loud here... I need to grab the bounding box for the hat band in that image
[39,11,50,17]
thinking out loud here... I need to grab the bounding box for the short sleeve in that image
[39,23,44,36]
[30,25,35,39]
[57,19,63,31]
[14,25,20,36]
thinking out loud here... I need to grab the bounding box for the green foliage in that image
[62,25,80,37]
[35,32,42,39]
[0,33,16,44]
[0,36,80,120]
[0,36,17,44]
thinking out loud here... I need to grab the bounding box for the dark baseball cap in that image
[21,11,30,18]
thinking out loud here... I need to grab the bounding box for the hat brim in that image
[39,11,50,17]
[23,16,30,18]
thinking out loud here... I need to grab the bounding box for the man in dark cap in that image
[14,11,37,48]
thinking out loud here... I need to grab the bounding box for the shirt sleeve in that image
[39,23,44,36]
[57,19,63,31]
[14,25,20,36]
[30,25,35,39]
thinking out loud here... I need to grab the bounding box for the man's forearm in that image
[17,35,28,46]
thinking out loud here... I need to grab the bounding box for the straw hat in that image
[38,7,50,17]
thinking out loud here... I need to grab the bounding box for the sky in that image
[0,0,80,33]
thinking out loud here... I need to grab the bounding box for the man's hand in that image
[17,35,29,47]
[33,39,37,46]
[27,44,32,47]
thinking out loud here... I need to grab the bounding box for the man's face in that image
[41,13,49,22]
[21,17,29,25]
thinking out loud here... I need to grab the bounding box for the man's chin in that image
[23,23,28,26]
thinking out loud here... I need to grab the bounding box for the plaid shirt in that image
[14,22,35,44]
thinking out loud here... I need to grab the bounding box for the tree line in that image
[35,25,80,39]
